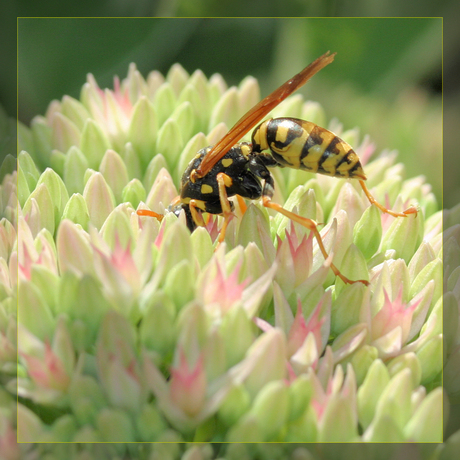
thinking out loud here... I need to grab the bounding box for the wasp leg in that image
[137,209,164,220]
[189,200,207,227]
[261,178,369,286]
[216,172,235,244]
[359,180,418,217]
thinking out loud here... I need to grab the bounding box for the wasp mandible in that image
[138,52,417,285]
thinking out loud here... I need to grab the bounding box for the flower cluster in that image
[0,62,451,456]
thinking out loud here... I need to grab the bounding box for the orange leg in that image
[216,172,235,244]
[262,195,369,286]
[359,180,418,218]
[137,209,164,220]
[189,200,207,227]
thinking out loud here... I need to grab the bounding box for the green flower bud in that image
[122,178,146,209]
[60,95,91,130]
[335,243,368,292]
[416,334,442,385]
[18,121,35,156]
[63,146,88,195]
[121,142,141,179]
[226,413,262,442]
[238,76,260,117]
[36,168,69,227]
[18,150,40,193]
[31,116,52,167]
[247,380,289,440]
[407,240,436,282]
[363,412,405,442]
[69,375,107,425]
[349,344,379,385]
[72,425,102,442]
[100,205,134,250]
[237,203,273,259]
[56,219,94,275]
[175,133,208,184]
[331,182,366,229]
[151,220,193,289]
[244,329,286,399]
[381,212,421,264]
[135,403,168,442]
[403,387,442,442]
[209,87,238,132]
[410,258,442,310]
[218,383,251,427]
[83,172,115,229]
[61,193,90,229]
[96,407,135,442]
[17,163,30,208]
[156,118,184,171]
[167,63,189,95]
[23,183,55,235]
[153,82,177,127]
[164,259,195,310]
[190,226,214,269]
[357,359,390,429]
[18,281,55,340]
[51,414,77,442]
[272,186,317,239]
[129,96,158,169]
[177,84,203,132]
[17,403,45,442]
[331,281,367,336]
[50,112,81,153]
[139,290,176,355]
[353,204,382,260]
[171,101,196,143]
[50,149,66,177]
[318,393,358,442]
[373,369,414,432]
[220,305,255,367]
[99,149,129,204]
[387,352,422,388]
[80,118,111,170]
[143,152,169,192]
[288,374,313,421]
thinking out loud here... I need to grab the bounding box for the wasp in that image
[138,52,417,285]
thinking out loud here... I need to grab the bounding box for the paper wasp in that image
[138,52,417,285]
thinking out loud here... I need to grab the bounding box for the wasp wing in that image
[195,51,336,178]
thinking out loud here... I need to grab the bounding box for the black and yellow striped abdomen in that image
[251,117,366,180]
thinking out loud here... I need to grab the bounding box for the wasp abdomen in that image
[252,117,366,180]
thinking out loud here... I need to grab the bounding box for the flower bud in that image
[23,183,55,235]
[416,334,442,385]
[50,112,80,153]
[156,118,183,171]
[135,403,167,442]
[69,375,107,425]
[403,387,442,442]
[318,393,358,442]
[61,193,90,229]
[83,172,116,229]
[100,149,129,204]
[357,359,390,429]
[248,380,289,440]
[96,407,135,442]
[353,204,382,260]
[140,290,176,356]
[380,211,421,264]
[129,96,158,169]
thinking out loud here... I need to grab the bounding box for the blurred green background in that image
[18,17,442,204]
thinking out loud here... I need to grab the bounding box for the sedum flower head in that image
[1,61,448,456]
